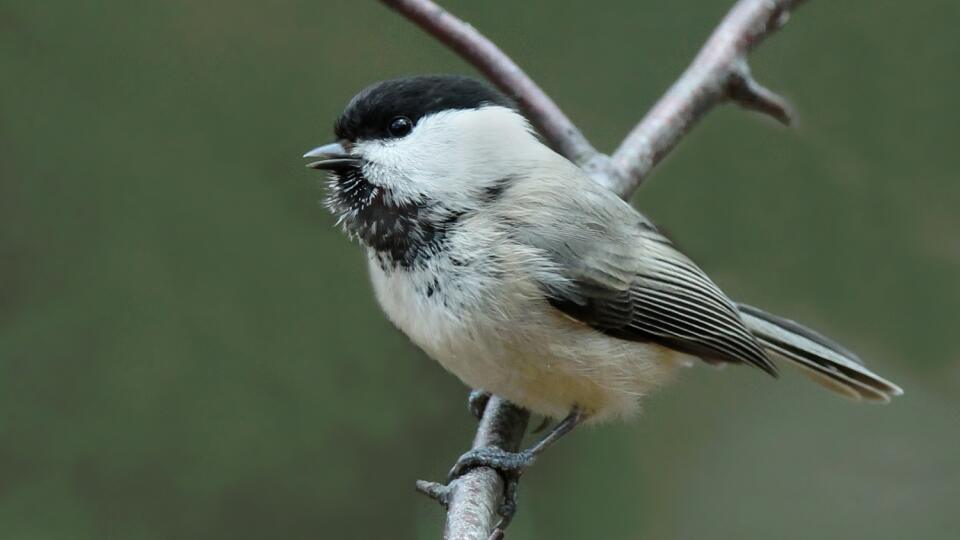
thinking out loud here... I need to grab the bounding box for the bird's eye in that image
[388,116,413,138]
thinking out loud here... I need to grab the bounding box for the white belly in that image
[367,251,687,422]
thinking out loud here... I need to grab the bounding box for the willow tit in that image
[305,74,901,480]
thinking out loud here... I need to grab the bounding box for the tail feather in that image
[736,304,903,402]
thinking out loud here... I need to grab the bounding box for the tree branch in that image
[383,0,810,537]
[608,0,807,195]
[416,397,530,540]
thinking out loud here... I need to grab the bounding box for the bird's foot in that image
[447,445,536,528]
[418,407,583,538]
[448,446,536,482]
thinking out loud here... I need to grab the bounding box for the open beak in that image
[303,142,361,171]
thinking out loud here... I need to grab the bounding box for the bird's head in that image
[305,75,545,264]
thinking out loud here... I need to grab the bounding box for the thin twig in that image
[383,0,811,537]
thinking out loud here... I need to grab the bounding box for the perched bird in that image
[305,74,901,497]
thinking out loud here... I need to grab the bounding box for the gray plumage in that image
[505,173,776,375]
[499,162,900,402]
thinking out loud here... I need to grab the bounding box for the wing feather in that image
[506,170,775,375]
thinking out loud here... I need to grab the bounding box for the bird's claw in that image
[494,475,520,530]
[468,390,491,419]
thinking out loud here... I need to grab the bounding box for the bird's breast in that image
[365,246,684,421]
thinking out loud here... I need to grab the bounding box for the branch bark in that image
[382,0,810,537]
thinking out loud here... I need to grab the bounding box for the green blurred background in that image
[2,0,958,538]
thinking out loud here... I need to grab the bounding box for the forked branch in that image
[380,0,811,538]
[609,0,807,194]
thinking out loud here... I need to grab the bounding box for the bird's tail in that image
[736,304,903,402]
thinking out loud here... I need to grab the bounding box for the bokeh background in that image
[2,0,958,538]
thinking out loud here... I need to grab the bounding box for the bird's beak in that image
[303,141,361,170]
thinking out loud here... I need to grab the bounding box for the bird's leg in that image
[448,408,584,528]
[448,407,584,479]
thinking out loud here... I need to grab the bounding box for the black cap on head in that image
[334,75,515,142]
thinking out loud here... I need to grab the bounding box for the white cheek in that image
[357,131,460,206]
[355,107,548,209]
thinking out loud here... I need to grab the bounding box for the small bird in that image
[305,74,901,500]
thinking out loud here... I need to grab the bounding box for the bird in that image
[304,74,902,511]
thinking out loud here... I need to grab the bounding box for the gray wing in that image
[503,171,776,375]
